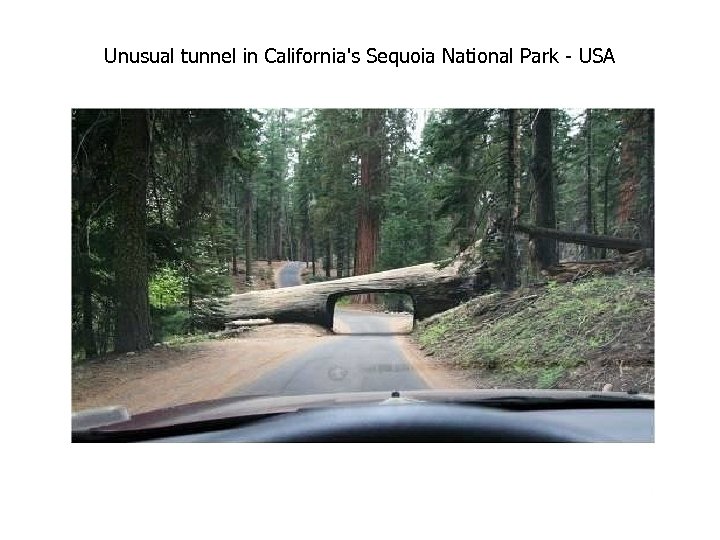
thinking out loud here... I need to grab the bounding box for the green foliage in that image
[378,150,453,269]
[151,307,191,342]
[554,109,625,258]
[422,109,500,251]
[537,365,567,389]
[72,108,261,356]
[335,296,352,306]
[149,267,186,309]
[418,319,452,348]
[377,293,413,312]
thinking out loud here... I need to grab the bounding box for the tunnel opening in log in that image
[328,291,415,335]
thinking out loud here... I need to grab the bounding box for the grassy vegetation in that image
[415,272,654,390]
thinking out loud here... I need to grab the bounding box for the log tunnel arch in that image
[221,231,650,331]
[326,290,417,332]
[222,261,486,331]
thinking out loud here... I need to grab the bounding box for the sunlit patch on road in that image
[332,293,414,334]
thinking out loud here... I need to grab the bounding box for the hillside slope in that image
[413,272,654,393]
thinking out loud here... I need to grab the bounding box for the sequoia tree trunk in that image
[354,109,383,303]
[113,109,152,352]
[355,110,382,276]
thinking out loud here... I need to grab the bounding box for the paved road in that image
[276,261,303,287]
[232,306,427,397]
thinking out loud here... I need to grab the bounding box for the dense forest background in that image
[71,108,654,358]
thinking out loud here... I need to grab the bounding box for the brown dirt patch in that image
[72,324,330,414]
[397,336,475,390]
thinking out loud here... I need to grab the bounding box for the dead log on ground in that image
[543,250,653,282]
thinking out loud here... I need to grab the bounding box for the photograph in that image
[71,108,654,442]
[9,0,720,536]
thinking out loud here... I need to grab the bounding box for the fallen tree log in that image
[220,226,653,329]
[221,261,488,329]
[515,224,651,251]
[543,250,653,282]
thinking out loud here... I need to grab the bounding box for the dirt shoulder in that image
[72,324,329,414]
[396,335,475,390]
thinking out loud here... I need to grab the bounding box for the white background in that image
[1,1,718,538]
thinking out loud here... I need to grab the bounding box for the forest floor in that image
[412,271,654,394]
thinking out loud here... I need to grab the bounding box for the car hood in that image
[72,388,653,432]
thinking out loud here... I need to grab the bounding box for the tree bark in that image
[311,235,316,276]
[584,108,594,259]
[345,231,352,277]
[255,204,261,261]
[355,109,383,278]
[354,109,383,303]
[502,109,518,290]
[617,110,644,237]
[113,109,152,352]
[324,233,331,278]
[79,224,97,357]
[336,228,344,278]
[600,139,619,258]
[530,109,558,269]
[244,177,253,284]
[642,109,654,246]
[75,159,98,357]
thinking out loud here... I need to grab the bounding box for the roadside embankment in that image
[412,272,654,393]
